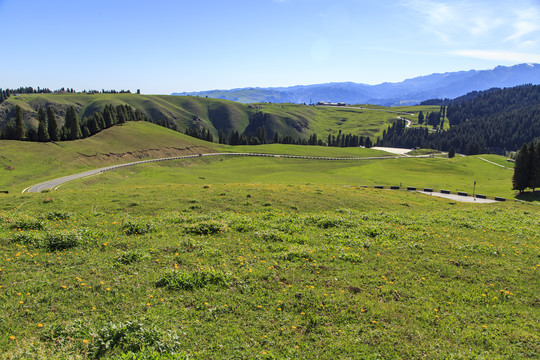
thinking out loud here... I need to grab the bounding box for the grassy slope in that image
[63,153,517,199]
[0,93,440,140]
[0,185,538,359]
[0,120,522,199]
[0,122,397,193]
[0,122,215,192]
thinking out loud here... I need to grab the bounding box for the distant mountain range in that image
[174,63,540,106]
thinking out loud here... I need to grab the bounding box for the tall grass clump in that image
[10,232,40,247]
[41,320,183,359]
[41,231,81,251]
[122,220,155,236]
[183,220,228,235]
[156,268,232,290]
[9,216,45,230]
[45,210,73,221]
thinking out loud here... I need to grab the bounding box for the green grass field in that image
[1,122,519,200]
[0,121,538,359]
[0,184,538,359]
[61,154,515,199]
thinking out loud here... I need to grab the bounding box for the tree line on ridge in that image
[378,85,540,154]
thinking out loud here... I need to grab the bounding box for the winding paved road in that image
[416,191,497,203]
[23,152,433,193]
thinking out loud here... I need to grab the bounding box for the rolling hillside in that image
[0,121,396,192]
[0,122,215,191]
[0,92,439,142]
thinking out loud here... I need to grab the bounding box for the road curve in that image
[23,152,435,193]
[416,191,497,203]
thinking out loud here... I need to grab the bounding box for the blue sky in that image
[1,0,539,94]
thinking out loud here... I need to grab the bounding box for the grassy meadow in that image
[0,184,538,359]
[62,152,515,199]
[0,122,539,359]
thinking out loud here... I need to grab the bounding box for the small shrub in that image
[42,231,80,251]
[42,320,183,358]
[10,217,45,230]
[254,229,285,242]
[183,220,228,235]
[116,251,145,265]
[362,226,383,238]
[45,211,72,221]
[177,238,204,253]
[282,250,313,262]
[123,221,155,236]
[304,214,354,229]
[339,252,363,263]
[10,232,40,247]
[230,218,255,232]
[156,268,231,290]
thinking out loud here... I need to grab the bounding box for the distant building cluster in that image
[316,102,347,106]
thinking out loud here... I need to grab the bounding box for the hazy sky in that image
[1,0,539,94]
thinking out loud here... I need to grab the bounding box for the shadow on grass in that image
[515,191,540,202]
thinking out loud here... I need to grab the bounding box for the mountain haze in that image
[175,63,540,106]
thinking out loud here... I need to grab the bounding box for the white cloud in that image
[451,49,540,63]
[401,0,540,48]
[504,8,540,46]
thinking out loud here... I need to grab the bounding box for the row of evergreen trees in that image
[184,124,374,148]
[417,107,446,129]
[0,104,149,141]
[326,131,372,148]
[0,87,54,104]
[0,87,140,105]
[512,142,540,193]
[1,105,59,141]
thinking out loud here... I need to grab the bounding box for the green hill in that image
[0,122,215,192]
[0,93,438,141]
[0,121,392,193]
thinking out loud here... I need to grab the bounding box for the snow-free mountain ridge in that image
[174,63,540,106]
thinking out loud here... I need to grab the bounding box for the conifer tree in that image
[364,137,372,148]
[534,142,540,191]
[116,105,127,124]
[273,131,279,144]
[37,107,50,142]
[528,143,536,191]
[47,107,59,141]
[14,105,26,140]
[218,130,226,144]
[512,143,530,193]
[448,146,456,158]
[64,106,81,140]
